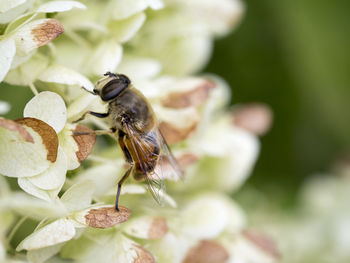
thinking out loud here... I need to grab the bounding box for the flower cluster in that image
[254,162,350,263]
[0,0,278,262]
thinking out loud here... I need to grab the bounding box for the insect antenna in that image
[104,71,117,78]
[80,86,98,95]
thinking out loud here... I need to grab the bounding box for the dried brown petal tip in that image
[232,103,273,136]
[85,206,131,229]
[148,217,168,239]
[243,230,281,259]
[183,240,229,263]
[159,121,197,144]
[73,124,96,163]
[31,19,64,48]
[162,79,216,109]
[0,118,33,142]
[16,118,58,162]
[133,245,155,263]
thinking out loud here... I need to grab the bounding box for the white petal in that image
[165,35,212,76]
[121,184,147,195]
[136,76,175,99]
[147,0,164,9]
[66,94,97,121]
[0,0,30,24]
[1,192,65,220]
[5,52,48,86]
[27,243,64,263]
[135,21,212,75]
[177,0,245,36]
[148,233,193,263]
[0,101,11,115]
[0,122,51,178]
[62,232,153,263]
[0,0,26,13]
[109,12,146,43]
[54,39,90,73]
[154,105,199,130]
[13,19,64,55]
[74,163,123,198]
[112,0,162,20]
[87,40,122,76]
[161,190,177,208]
[17,219,76,251]
[180,193,229,239]
[28,147,67,190]
[24,91,67,133]
[123,216,154,239]
[123,216,168,239]
[10,50,36,70]
[38,64,94,92]
[221,232,278,263]
[0,38,16,82]
[57,124,80,170]
[36,1,86,13]
[117,56,161,81]
[196,121,259,190]
[18,177,52,201]
[154,105,200,144]
[61,180,95,212]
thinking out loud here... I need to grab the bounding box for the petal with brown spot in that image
[162,78,216,109]
[148,217,168,239]
[85,206,131,229]
[16,118,58,162]
[72,124,96,163]
[159,121,197,145]
[243,230,281,259]
[232,103,273,136]
[133,245,155,263]
[0,117,33,142]
[31,19,64,48]
[14,19,64,55]
[183,240,229,263]
[177,153,199,169]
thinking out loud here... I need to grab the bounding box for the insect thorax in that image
[108,88,155,132]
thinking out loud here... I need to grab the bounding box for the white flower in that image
[129,0,244,75]
[15,180,132,262]
[0,0,280,262]
[0,1,86,83]
[0,91,95,201]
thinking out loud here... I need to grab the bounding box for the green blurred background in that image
[206,0,350,204]
[1,0,349,206]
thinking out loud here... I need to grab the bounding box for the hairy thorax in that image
[108,88,155,132]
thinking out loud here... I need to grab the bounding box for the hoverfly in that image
[76,72,183,211]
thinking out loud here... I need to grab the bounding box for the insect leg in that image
[73,111,109,123]
[115,165,133,211]
[118,130,133,163]
[73,129,114,136]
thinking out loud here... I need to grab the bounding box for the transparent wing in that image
[123,122,165,205]
[144,169,166,206]
[155,128,184,181]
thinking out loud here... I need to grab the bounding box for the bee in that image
[76,72,183,211]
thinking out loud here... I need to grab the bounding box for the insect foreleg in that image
[73,111,109,123]
[115,165,133,211]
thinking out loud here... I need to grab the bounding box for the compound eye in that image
[100,79,129,101]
